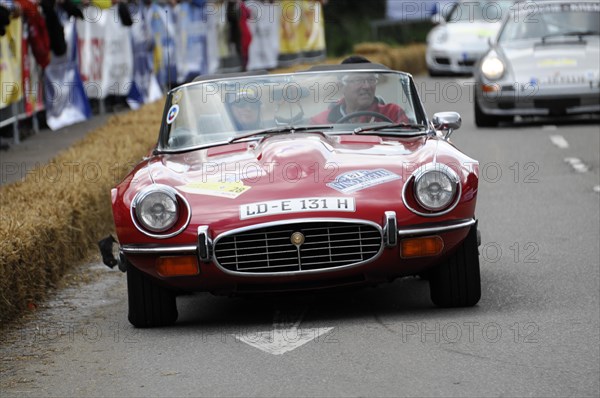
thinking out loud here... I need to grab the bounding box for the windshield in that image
[159,69,426,151]
[498,3,600,42]
[446,0,512,23]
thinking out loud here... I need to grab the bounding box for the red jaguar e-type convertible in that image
[100,63,481,327]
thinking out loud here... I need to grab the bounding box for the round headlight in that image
[414,169,458,211]
[133,188,179,233]
[481,56,505,80]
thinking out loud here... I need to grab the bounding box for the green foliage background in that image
[323,0,387,55]
[323,0,431,56]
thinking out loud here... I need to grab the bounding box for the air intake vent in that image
[214,221,382,273]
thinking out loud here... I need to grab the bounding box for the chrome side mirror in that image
[432,112,461,140]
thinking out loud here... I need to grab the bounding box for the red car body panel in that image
[112,132,478,294]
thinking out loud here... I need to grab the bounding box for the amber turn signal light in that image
[481,84,500,93]
[400,236,444,258]
[156,256,199,277]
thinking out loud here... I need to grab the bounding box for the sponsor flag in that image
[246,0,280,70]
[127,5,162,109]
[77,6,133,99]
[175,2,208,83]
[44,19,91,130]
[0,17,23,109]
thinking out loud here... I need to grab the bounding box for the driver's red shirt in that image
[311,99,410,124]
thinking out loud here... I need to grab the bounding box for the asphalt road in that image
[1,76,599,397]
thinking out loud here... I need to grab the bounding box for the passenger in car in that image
[225,89,263,131]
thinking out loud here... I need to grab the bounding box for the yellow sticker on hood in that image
[177,181,251,199]
[456,27,494,37]
[537,58,577,68]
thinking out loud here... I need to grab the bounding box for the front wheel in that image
[127,264,178,328]
[429,224,481,307]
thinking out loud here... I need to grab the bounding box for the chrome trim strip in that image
[212,218,384,278]
[397,218,475,236]
[402,163,463,217]
[197,225,211,262]
[383,211,397,247]
[121,245,197,254]
[130,184,192,239]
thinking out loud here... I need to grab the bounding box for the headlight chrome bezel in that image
[403,163,461,217]
[131,185,191,239]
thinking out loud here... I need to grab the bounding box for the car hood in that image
[501,38,600,85]
[145,133,445,226]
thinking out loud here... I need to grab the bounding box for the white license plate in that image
[240,197,356,220]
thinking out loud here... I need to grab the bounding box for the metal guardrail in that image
[0,99,42,146]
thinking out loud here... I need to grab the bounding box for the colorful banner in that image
[278,0,301,57]
[214,1,231,59]
[127,5,162,109]
[44,19,91,130]
[246,0,280,70]
[22,22,44,116]
[146,2,177,90]
[174,2,208,83]
[0,18,23,109]
[77,6,134,99]
[205,1,219,74]
[300,0,326,54]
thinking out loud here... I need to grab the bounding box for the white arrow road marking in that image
[593,185,600,194]
[234,308,334,355]
[564,157,590,173]
[550,135,569,149]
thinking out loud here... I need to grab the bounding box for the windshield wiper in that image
[353,123,426,134]
[228,125,334,143]
[541,30,599,43]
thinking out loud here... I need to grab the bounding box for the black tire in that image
[127,264,178,328]
[429,225,481,307]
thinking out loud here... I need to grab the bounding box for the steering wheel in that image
[336,111,393,124]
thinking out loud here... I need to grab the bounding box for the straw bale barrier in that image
[0,101,164,324]
[271,43,426,74]
[352,42,427,75]
[0,44,427,325]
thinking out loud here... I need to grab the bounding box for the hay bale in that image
[353,42,391,55]
[0,100,164,324]
[389,44,427,74]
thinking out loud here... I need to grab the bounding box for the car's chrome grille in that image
[214,221,382,273]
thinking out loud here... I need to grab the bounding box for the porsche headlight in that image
[414,167,459,211]
[481,56,505,80]
[133,186,179,233]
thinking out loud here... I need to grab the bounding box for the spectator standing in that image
[225,0,251,71]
